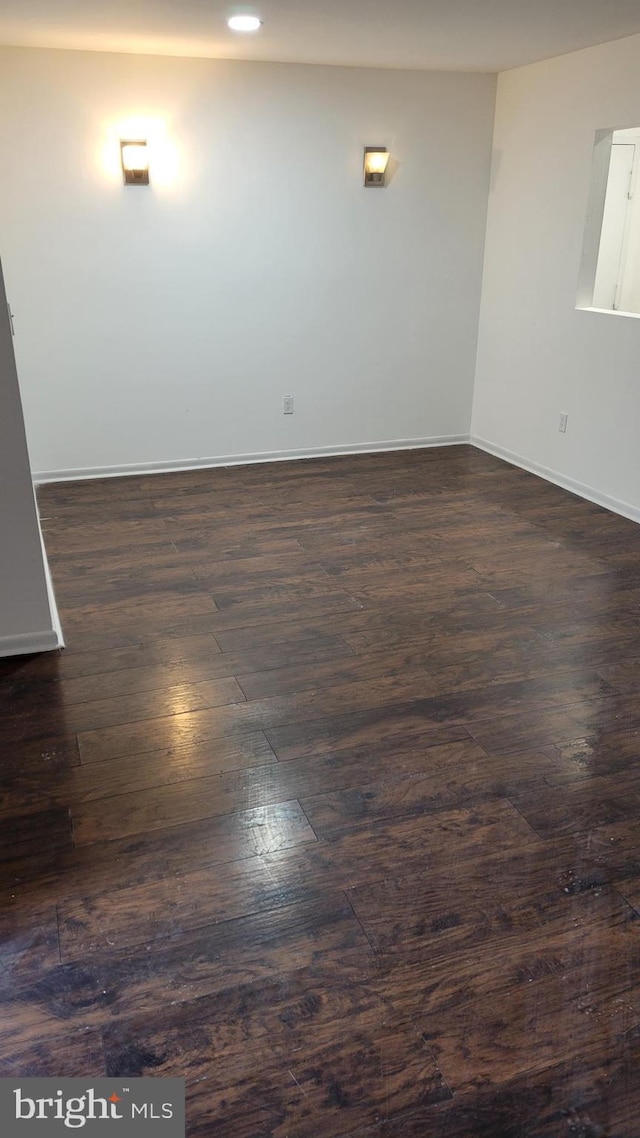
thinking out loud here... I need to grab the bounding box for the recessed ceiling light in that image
[228,15,262,32]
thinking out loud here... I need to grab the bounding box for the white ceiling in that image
[1,0,640,73]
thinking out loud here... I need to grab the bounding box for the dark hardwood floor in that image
[2,443,640,1135]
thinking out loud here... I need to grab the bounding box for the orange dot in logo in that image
[109,1093,122,1103]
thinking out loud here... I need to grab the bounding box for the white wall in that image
[0,259,60,655]
[0,46,496,478]
[472,33,640,520]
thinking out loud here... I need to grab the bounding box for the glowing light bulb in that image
[228,15,262,32]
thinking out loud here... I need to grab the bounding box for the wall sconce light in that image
[120,140,150,185]
[363,147,390,187]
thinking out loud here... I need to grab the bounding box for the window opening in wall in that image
[578,127,640,317]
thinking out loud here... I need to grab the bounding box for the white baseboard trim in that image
[33,431,639,525]
[1,532,65,659]
[33,435,471,484]
[472,435,640,525]
[1,488,65,659]
[42,541,65,651]
[0,629,61,659]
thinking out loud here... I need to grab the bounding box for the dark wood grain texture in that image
[1,444,640,1134]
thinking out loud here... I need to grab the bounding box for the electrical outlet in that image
[283,396,294,415]
[558,412,568,433]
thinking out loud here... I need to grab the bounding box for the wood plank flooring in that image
[2,444,640,1135]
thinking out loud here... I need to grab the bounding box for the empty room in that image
[2,0,640,1134]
